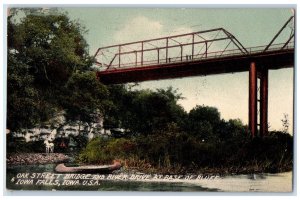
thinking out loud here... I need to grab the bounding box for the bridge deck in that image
[96,48,294,84]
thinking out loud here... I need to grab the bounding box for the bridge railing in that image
[247,42,294,54]
[97,42,294,70]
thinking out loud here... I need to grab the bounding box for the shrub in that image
[78,137,137,164]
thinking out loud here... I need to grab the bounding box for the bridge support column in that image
[249,62,257,137]
[249,62,269,137]
[259,67,268,136]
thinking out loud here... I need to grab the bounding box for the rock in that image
[7,153,70,165]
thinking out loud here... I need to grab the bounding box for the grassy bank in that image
[78,130,293,175]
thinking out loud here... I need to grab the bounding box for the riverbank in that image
[6,153,292,175]
[120,159,293,175]
[7,153,70,165]
[123,164,293,175]
[128,165,293,175]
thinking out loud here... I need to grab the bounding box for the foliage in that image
[78,137,110,164]
[281,113,290,134]
[80,99,293,173]
[62,72,109,122]
[78,137,136,164]
[81,127,292,174]
[188,105,221,126]
[7,8,107,131]
[7,136,45,153]
[7,53,40,130]
[106,86,187,135]
[185,105,221,140]
[9,9,91,87]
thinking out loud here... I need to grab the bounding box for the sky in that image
[62,7,294,133]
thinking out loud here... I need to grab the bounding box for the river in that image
[6,164,293,192]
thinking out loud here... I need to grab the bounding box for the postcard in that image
[6,7,295,192]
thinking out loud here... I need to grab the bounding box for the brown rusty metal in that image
[205,42,208,58]
[118,45,121,68]
[94,28,249,71]
[281,33,295,49]
[249,62,257,137]
[97,49,294,84]
[264,16,294,52]
[192,34,195,59]
[259,67,268,136]
[95,28,224,51]
[222,29,248,54]
[166,38,169,63]
[141,42,144,66]
[135,51,137,67]
[115,37,229,56]
[180,45,183,61]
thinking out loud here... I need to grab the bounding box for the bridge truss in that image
[94,28,249,70]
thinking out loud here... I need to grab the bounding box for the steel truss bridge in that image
[95,16,295,137]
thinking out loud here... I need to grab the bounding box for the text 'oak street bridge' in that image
[95,16,295,137]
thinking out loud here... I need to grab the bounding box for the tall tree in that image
[7,53,40,130]
[9,9,92,88]
[7,8,94,130]
[63,72,109,123]
[186,105,221,140]
[106,86,187,135]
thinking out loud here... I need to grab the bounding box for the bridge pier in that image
[249,62,257,137]
[259,67,268,137]
[249,62,268,137]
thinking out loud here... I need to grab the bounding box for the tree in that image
[63,72,110,124]
[105,86,187,135]
[9,9,92,88]
[104,84,135,129]
[7,8,93,130]
[186,105,221,139]
[7,53,40,131]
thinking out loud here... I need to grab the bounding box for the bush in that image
[78,137,112,164]
[78,137,137,164]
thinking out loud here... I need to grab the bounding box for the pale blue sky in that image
[63,7,294,133]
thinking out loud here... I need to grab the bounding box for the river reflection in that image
[6,164,292,192]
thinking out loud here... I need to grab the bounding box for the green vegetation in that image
[7,8,293,174]
[79,85,293,174]
[79,98,293,174]
[78,137,137,164]
[104,85,186,134]
[7,8,107,131]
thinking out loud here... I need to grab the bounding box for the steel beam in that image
[98,50,294,84]
[116,37,229,56]
[118,45,121,68]
[259,67,268,136]
[264,16,294,52]
[95,28,224,50]
[249,62,257,137]
[192,34,195,59]
[166,38,169,63]
[141,42,144,66]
